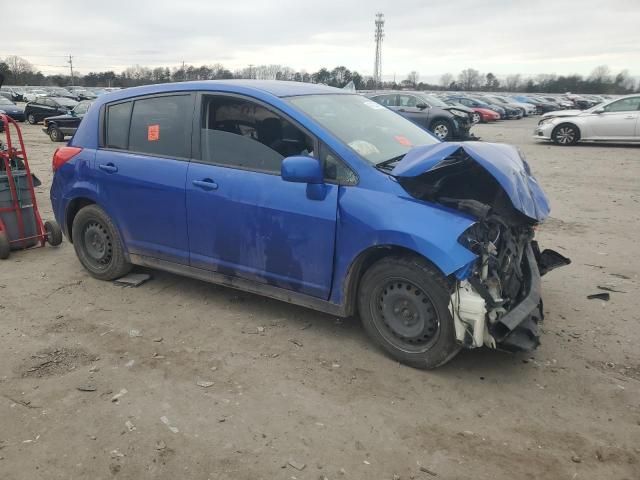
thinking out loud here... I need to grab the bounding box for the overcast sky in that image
[4,0,639,80]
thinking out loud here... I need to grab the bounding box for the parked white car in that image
[22,89,49,102]
[534,95,640,145]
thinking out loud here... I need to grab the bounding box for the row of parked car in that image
[0,85,120,103]
[361,91,612,141]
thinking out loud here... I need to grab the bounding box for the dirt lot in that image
[1,117,639,480]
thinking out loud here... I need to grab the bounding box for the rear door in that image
[186,93,339,299]
[589,96,640,138]
[94,93,194,264]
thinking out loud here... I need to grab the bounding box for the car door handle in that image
[624,115,636,119]
[192,179,218,191]
[98,163,118,173]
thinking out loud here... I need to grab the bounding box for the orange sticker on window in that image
[148,124,160,141]
[394,135,413,147]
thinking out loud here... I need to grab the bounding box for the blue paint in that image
[52,80,552,311]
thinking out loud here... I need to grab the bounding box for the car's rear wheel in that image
[430,119,453,140]
[27,113,37,125]
[71,205,131,280]
[552,123,580,146]
[471,112,481,124]
[48,126,65,142]
[358,255,460,369]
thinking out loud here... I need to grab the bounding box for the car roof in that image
[97,80,346,104]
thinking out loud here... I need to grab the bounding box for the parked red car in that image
[470,107,501,123]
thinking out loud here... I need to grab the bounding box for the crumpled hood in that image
[391,142,550,221]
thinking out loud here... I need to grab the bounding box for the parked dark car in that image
[0,97,25,121]
[42,100,93,142]
[24,96,78,124]
[50,80,568,369]
[446,95,507,119]
[474,96,522,119]
[366,91,472,140]
[511,96,557,114]
[74,90,98,101]
[0,86,24,102]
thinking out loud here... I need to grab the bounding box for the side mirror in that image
[416,103,429,110]
[281,155,324,184]
[593,108,605,114]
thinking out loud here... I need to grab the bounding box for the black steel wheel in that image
[49,127,64,142]
[0,231,10,259]
[358,255,460,369]
[71,204,131,280]
[44,220,63,246]
[552,123,579,146]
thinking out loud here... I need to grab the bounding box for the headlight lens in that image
[451,109,469,118]
[538,117,554,126]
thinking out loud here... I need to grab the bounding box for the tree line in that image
[1,55,637,94]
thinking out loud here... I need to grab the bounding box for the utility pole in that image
[68,55,75,86]
[181,60,186,81]
[248,64,254,79]
[373,13,385,90]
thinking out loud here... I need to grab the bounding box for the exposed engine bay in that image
[395,149,570,351]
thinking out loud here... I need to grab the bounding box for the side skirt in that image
[129,254,347,317]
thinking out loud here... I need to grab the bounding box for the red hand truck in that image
[0,113,62,259]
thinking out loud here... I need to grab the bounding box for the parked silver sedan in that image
[534,95,640,145]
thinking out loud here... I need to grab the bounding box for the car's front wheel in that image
[552,123,580,146]
[471,112,481,124]
[71,204,131,280]
[358,255,461,369]
[26,113,37,125]
[48,126,65,142]
[430,119,453,140]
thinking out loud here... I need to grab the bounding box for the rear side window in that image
[128,95,191,158]
[105,102,132,149]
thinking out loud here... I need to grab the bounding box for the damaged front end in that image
[391,142,570,352]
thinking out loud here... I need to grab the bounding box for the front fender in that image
[329,185,477,305]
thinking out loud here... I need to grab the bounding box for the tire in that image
[44,220,63,246]
[429,119,453,141]
[71,204,131,280]
[48,126,64,142]
[0,231,10,260]
[358,255,461,369]
[552,123,580,146]
[27,113,37,124]
[471,112,481,124]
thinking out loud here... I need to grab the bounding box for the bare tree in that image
[439,73,454,89]
[458,68,482,90]
[406,71,419,87]
[504,74,522,91]
[589,65,611,83]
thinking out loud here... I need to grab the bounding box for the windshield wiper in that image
[376,154,406,169]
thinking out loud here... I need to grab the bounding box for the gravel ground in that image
[1,117,639,480]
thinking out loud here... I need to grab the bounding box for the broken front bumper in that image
[451,244,568,353]
[492,245,543,352]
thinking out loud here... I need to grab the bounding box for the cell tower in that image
[373,13,385,89]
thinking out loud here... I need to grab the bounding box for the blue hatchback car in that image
[50,80,568,368]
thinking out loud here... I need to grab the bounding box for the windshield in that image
[288,94,439,165]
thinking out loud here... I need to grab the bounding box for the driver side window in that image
[398,95,418,107]
[603,97,640,113]
[200,95,314,174]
